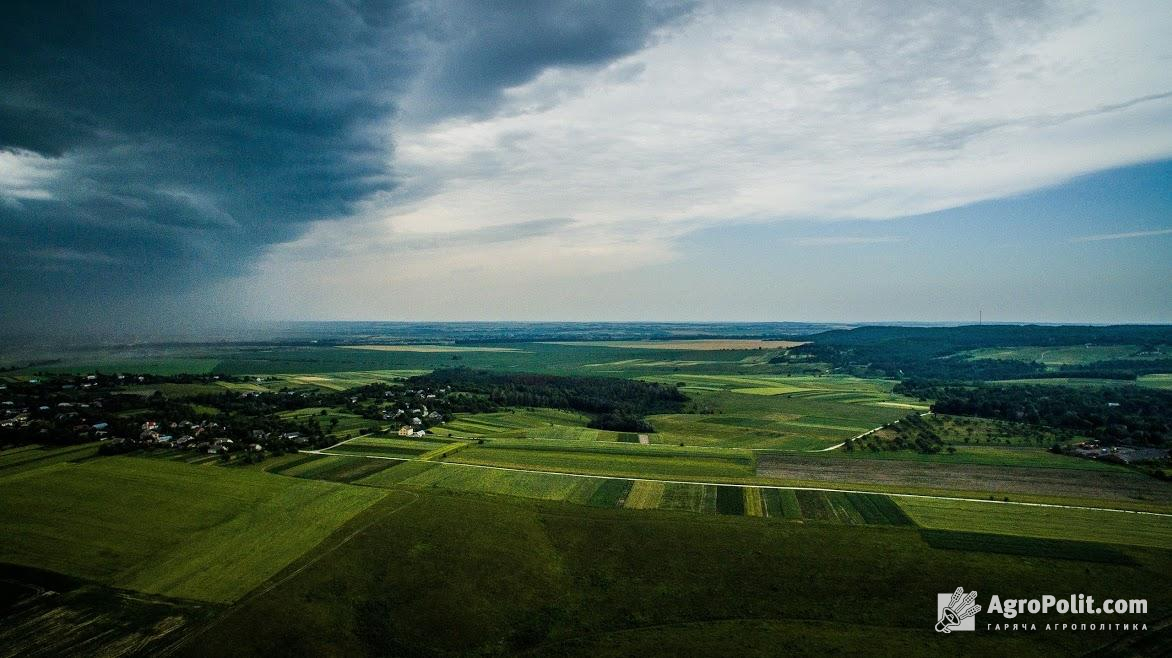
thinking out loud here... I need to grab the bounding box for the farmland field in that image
[185,489,1172,657]
[345,455,941,527]
[0,455,385,603]
[204,342,792,377]
[369,462,590,501]
[897,497,1172,549]
[2,327,1170,655]
[268,453,402,482]
[756,453,1172,505]
[339,344,523,352]
[0,442,99,477]
[447,440,756,480]
[439,408,623,442]
[325,435,461,460]
[277,406,377,435]
[918,529,1135,564]
[541,339,806,350]
[630,374,927,450]
[1140,373,1172,390]
[961,344,1167,365]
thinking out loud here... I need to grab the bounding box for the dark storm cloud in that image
[0,0,686,331]
[407,0,694,119]
[0,0,410,328]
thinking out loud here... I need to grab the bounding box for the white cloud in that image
[793,236,906,247]
[247,0,1172,318]
[1070,227,1172,242]
[0,148,63,201]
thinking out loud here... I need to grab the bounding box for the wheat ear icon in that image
[936,587,981,633]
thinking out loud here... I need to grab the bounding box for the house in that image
[398,425,413,436]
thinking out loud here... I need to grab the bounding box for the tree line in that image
[895,380,1172,447]
[406,368,688,432]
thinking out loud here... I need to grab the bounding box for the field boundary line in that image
[161,489,419,656]
[816,411,935,452]
[303,449,1172,518]
[317,424,392,452]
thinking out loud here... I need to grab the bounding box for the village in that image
[0,373,460,461]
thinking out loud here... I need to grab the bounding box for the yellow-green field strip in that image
[306,440,1172,518]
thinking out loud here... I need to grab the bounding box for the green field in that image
[118,382,227,397]
[15,351,223,375]
[440,408,619,441]
[340,344,523,353]
[896,497,1172,549]
[328,435,464,460]
[918,529,1135,565]
[0,456,385,603]
[962,344,1166,366]
[265,453,401,482]
[277,406,378,435]
[1140,373,1172,390]
[757,453,1171,507]
[622,374,925,450]
[365,462,590,501]
[184,489,1172,657]
[205,342,781,377]
[0,443,100,477]
[447,440,756,480]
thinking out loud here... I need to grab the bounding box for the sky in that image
[1,0,1170,334]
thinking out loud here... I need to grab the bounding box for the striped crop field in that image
[269,453,400,483]
[349,454,913,528]
[624,481,666,509]
[744,487,766,517]
[327,436,462,460]
[658,482,718,513]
